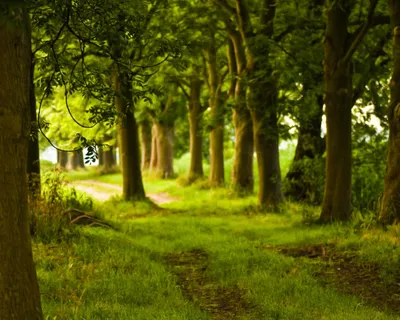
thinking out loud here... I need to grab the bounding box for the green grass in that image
[35,178,400,319]
[36,143,400,319]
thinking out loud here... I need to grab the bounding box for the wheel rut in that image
[166,249,257,320]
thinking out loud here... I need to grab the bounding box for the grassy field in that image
[34,167,400,320]
[35,146,400,319]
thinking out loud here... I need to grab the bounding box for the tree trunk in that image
[57,150,68,170]
[113,69,145,200]
[207,35,225,187]
[155,122,174,179]
[320,4,353,222]
[0,8,43,319]
[236,0,282,208]
[249,79,283,209]
[285,93,324,202]
[150,123,158,171]
[98,145,104,166]
[103,146,115,171]
[380,1,400,224]
[27,56,40,195]
[229,30,254,193]
[140,119,152,171]
[77,149,85,168]
[231,105,254,193]
[188,77,204,181]
[69,149,84,170]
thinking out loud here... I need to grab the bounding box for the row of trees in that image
[31,0,400,223]
[3,0,400,317]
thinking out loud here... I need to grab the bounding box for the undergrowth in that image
[30,170,93,243]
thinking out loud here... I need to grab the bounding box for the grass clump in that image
[30,170,93,243]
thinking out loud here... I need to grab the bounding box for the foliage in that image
[30,170,93,243]
[352,129,387,212]
[283,156,325,205]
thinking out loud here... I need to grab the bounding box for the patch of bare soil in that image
[261,244,400,314]
[166,249,257,320]
[71,180,179,205]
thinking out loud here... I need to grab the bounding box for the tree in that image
[150,123,158,171]
[320,0,379,222]
[0,6,43,319]
[38,0,180,200]
[206,31,226,187]
[113,66,146,199]
[380,0,400,224]
[214,3,254,194]
[57,150,69,169]
[180,74,206,182]
[246,0,284,209]
[149,95,178,179]
[139,117,152,171]
[281,1,325,203]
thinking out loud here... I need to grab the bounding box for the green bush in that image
[283,156,325,204]
[352,132,386,212]
[40,159,57,172]
[30,170,93,243]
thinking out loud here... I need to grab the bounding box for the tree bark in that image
[0,7,43,319]
[27,56,40,195]
[140,118,152,171]
[68,149,84,170]
[113,68,145,200]
[320,3,353,222]
[229,30,254,193]
[103,146,115,171]
[155,121,174,179]
[150,124,158,171]
[98,145,104,166]
[232,105,254,193]
[207,34,225,187]
[380,0,400,224]
[188,77,205,181]
[57,150,68,170]
[250,86,283,209]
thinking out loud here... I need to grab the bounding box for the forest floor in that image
[34,170,400,319]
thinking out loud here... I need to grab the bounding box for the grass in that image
[35,144,400,319]
[35,175,400,319]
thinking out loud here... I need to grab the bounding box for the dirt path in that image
[70,180,178,205]
[261,244,400,315]
[166,249,256,320]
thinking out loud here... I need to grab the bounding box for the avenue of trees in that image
[3,0,400,317]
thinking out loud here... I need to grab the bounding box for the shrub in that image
[352,131,386,212]
[29,169,93,243]
[283,156,325,205]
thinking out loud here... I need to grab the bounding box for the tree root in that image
[63,208,115,229]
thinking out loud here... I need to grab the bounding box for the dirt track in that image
[70,180,177,205]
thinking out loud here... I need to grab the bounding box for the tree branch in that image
[176,81,190,100]
[342,0,380,65]
[211,0,236,17]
